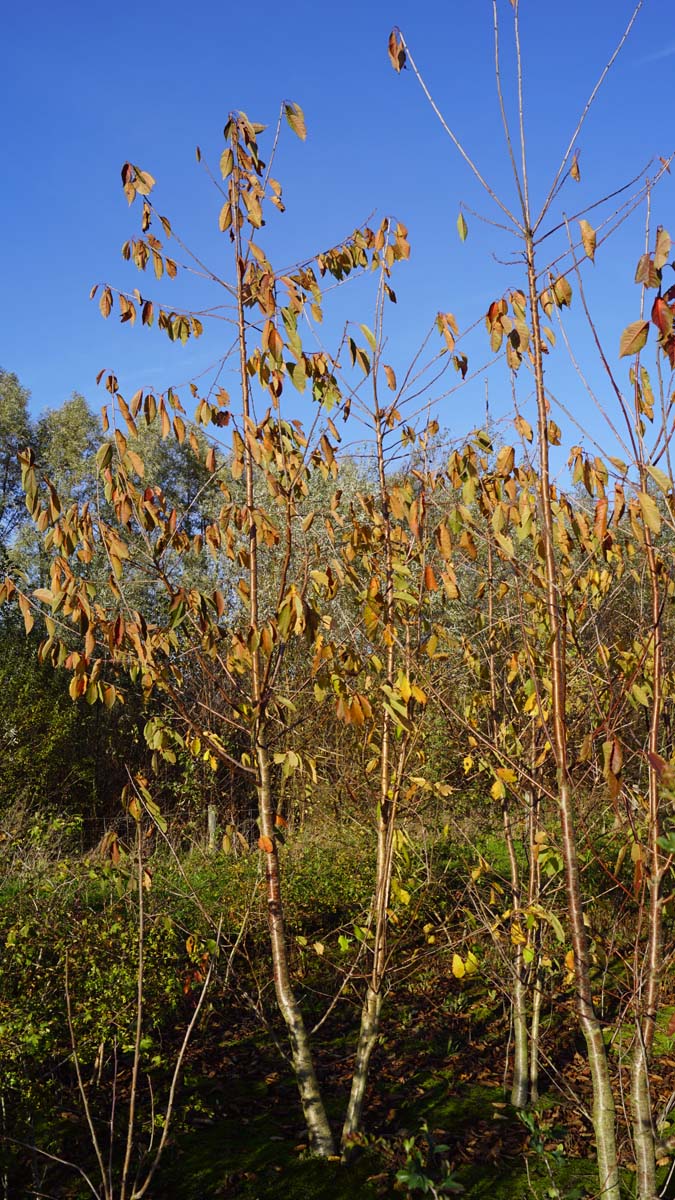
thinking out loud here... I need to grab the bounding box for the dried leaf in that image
[619,319,649,358]
[384,364,397,391]
[638,490,661,534]
[387,29,406,72]
[283,102,306,141]
[579,219,596,262]
[424,564,438,591]
[654,226,672,271]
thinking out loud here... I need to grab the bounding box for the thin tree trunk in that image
[486,516,529,1108]
[341,385,407,1153]
[527,243,620,1199]
[529,966,542,1104]
[231,142,335,1156]
[207,804,217,854]
[341,986,383,1148]
[630,461,664,1200]
[341,741,404,1152]
[510,952,529,1109]
[527,787,542,1105]
[257,743,336,1156]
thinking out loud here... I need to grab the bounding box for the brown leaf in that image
[552,276,572,308]
[648,752,667,778]
[424,564,438,592]
[579,219,596,262]
[654,226,672,271]
[283,102,307,141]
[619,320,649,358]
[384,364,397,391]
[387,29,406,72]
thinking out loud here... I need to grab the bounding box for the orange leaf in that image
[258,835,274,853]
[424,564,438,591]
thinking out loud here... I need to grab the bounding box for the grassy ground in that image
[2,823,675,1197]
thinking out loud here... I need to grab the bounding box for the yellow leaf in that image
[284,102,306,141]
[384,364,397,391]
[579,219,596,262]
[638,491,661,534]
[452,953,465,979]
[619,320,649,358]
[510,922,526,946]
[514,414,533,443]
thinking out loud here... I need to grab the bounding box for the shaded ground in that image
[149,973,675,1198]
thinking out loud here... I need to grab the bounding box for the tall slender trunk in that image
[485,523,529,1107]
[341,395,406,1153]
[232,156,335,1156]
[527,788,542,1104]
[630,469,664,1200]
[257,744,336,1156]
[526,241,620,1198]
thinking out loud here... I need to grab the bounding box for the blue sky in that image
[2,0,674,468]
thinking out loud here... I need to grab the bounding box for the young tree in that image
[387,5,670,1196]
[2,109,422,1164]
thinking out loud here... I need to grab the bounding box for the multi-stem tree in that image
[387,5,672,1196]
[0,109,428,1166]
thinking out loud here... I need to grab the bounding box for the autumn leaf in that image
[638,490,661,535]
[388,29,406,72]
[384,364,397,391]
[579,219,596,262]
[99,287,113,319]
[258,835,274,853]
[619,320,649,358]
[646,464,671,494]
[424,564,438,591]
[284,102,306,141]
[652,296,674,339]
[654,226,672,271]
[552,276,572,308]
[457,212,468,242]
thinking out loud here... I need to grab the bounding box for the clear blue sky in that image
[2,1,674,465]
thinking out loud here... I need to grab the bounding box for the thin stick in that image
[533,1,644,233]
[493,1,527,221]
[119,821,145,1200]
[65,954,110,1199]
[397,30,522,232]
